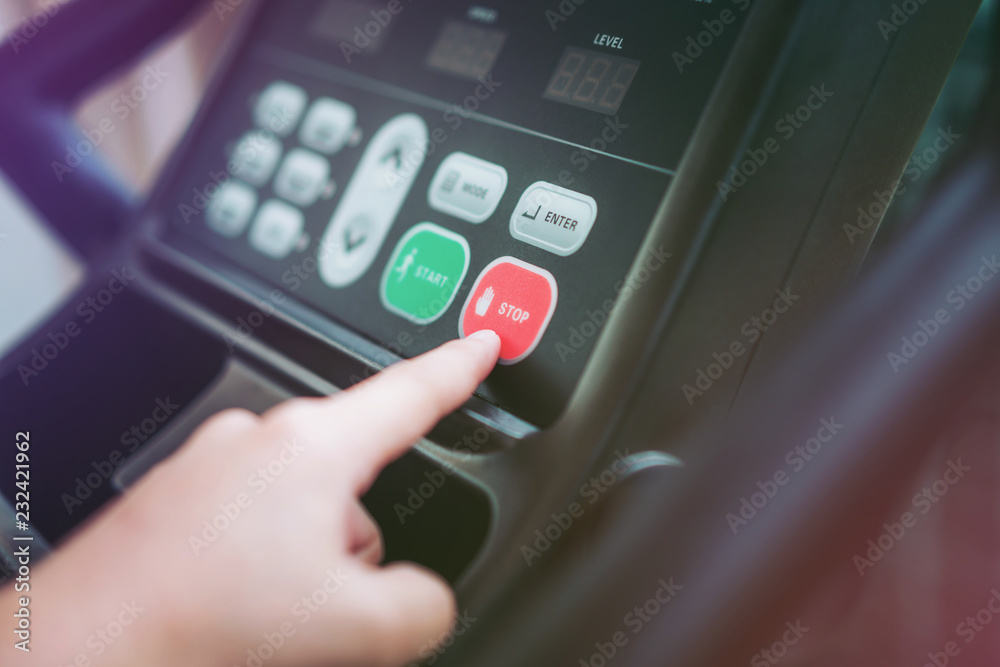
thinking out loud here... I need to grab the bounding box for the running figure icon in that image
[395,248,417,282]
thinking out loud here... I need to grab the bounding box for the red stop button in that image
[460,257,558,365]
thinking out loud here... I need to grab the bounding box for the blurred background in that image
[0,0,242,356]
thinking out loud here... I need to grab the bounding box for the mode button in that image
[428,152,508,224]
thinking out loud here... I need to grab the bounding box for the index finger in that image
[266,330,501,490]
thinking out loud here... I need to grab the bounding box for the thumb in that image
[344,563,458,667]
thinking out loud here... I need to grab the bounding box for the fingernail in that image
[467,329,501,348]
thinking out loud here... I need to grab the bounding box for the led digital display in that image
[426,20,507,80]
[543,47,640,114]
[311,1,390,54]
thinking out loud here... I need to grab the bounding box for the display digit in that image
[572,57,611,105]
[548,51,585,98]
[598,62,640,112]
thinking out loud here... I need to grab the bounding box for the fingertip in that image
[467,328,500,345]
[389,563,457,638]
[357,563,458,665]
[281,563,456,667]
[379,561,457,614]
[464,329,501,367]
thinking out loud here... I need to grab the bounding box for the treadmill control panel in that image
[156,0,746,426]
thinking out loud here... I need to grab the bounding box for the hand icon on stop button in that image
[460,257,558,365]
[475,286,495,317]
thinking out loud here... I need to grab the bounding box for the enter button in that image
[510,182,598,257]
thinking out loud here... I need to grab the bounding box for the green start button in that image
[380,222,471,324]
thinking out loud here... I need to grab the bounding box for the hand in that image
[475,286,495,317]
[2,331,501,667]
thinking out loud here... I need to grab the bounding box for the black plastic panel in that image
[153,0,746,426]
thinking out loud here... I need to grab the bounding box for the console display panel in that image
[154,0,746,426]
